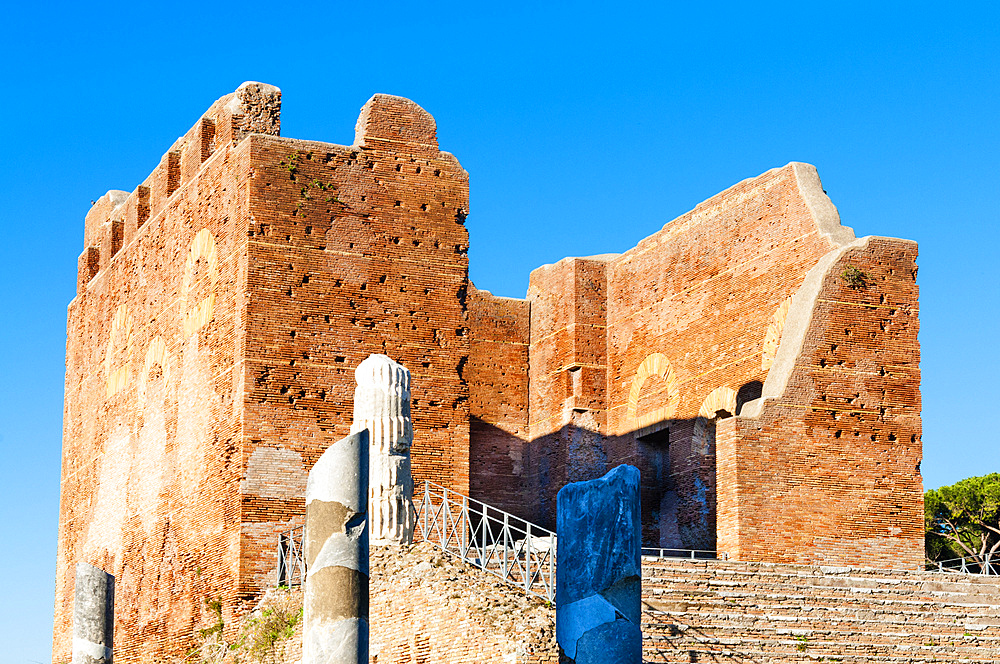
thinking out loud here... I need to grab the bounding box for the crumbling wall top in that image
[214,81,282,138]
[354,94,439,155]
[75,82,281,296]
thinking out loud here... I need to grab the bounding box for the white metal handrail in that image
[276,526,306,587]
[928,553,999,576]
[277,484,732,596]
[641,547,728,560]
[415,480,557,603]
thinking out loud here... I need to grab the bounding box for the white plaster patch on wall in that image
[176,334,217,533]
[134,383,169,535]
[105,304,135,398]
[242,447,307,500]
[181,229,219,338]
[85,423,132,562]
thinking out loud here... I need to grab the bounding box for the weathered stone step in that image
[642,616,1000,647]
[643,646,1000,664]
[642,574,997,595]
[646,606,1000,639]
[633,559,1000,661]
[642,560,1000,594]
[643,579,1000,605]
[642,581,1000,610]
[642,599,1000,625]
[642,558,995,580]
[642,589,1000,619]
[643,608,1000,633]
[642,596,1000,626]
[642,630,1000,662]
[643,570,999,597]
[643,558,998,578]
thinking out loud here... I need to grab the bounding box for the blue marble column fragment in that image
[556,464,642,664]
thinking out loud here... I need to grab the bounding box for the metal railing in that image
[276,484,731,597]
[415,481,557,603]
[642,547,728,560]
[276,526,306,587]
[927,553,999,576]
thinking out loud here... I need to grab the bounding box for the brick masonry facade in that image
[54,83,922,662]
[471,162,922,568]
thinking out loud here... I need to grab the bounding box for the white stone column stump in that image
[73,562,114,664]
[303,430,370,664]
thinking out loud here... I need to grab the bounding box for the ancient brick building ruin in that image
[54,83,923,662]
[470,165,923,565]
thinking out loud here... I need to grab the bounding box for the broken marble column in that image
[73,562,114,664]
[350,354,415,545]
[303,430,370,664]
[556,464,642,664]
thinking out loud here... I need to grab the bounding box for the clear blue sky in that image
[1,2,996,662]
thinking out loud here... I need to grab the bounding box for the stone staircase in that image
[640,557,1000,663]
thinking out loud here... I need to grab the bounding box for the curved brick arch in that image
[761,296,793,372]
[105,303,135,398]
[626,352,679,437]
[698,385,737,419]
[693,386,738,455]
[181,229,218,337]
[138,336,171,405]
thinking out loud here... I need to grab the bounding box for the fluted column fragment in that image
[303,430,369,664]
[351,354,415,545]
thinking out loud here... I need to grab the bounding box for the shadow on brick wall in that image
[468,416,719,552]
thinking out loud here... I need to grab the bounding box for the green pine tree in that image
[925,473,1000,566]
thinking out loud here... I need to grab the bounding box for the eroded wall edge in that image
[791,162,856,247]
[742,236,870,417]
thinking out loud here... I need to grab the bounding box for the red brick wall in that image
[503,164,867,546]
[238,95,472,594]
[56,83,924,664]
[54,83,280,663]
[483,162,922,565]
[55,88,473,663]
[524,256,611,528]
[467,286,532,519]
[601,163,855,549]
[716,237,923,567]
